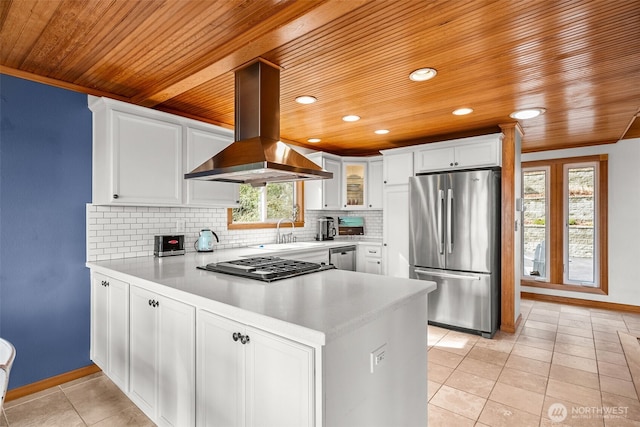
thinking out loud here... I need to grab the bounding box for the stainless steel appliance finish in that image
[409,168,501,338]
[199,256,334,282]
[154,235,185,257]
[316,216,336,241]
[329,246,356,271]
[184,59,333,186]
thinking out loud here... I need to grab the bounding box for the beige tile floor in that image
[428,299,640,426]
[0,372,153,427]
[2,298,640,426]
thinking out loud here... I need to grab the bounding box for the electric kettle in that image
[195,229,219,252]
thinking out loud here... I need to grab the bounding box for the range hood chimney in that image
[184,58,332,186]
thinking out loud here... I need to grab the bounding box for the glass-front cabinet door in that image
[342,161,367,209]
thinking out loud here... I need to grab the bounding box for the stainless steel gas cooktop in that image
[198,256,335,282]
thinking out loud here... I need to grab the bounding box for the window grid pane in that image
[565,165,597,285]
[523,168,549,280]
[232,182,295,224]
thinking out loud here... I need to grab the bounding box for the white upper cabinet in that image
[414,133,502,173]
[89,96,239,207]
[305,152,342,210]
[306,153,384,210]
[382,149,414,186]
[93,106,183,205]
[341,159,367,209]
[184,126,239,207]
[367,156,383,209]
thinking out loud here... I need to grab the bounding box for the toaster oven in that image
[154,235,185,257]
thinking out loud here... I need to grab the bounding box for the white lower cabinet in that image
[129,285,195,427]
[90,272,129,392]
[357,243,382,275]
[197,310,314,427]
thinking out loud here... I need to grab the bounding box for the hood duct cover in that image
[185,59,332,186]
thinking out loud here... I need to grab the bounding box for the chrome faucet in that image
[276,218,296,244]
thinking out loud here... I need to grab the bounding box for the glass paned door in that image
[522,168,549,280]
[565,164,597,285]
[344,163,365,207]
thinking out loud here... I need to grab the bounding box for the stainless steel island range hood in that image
[185,59,332,186]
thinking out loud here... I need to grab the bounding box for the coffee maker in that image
[315,216,336,241]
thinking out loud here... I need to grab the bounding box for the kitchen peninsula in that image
[87,249,436,427]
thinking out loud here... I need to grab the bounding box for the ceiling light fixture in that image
[295,95,317,104]
[307,138,321,143]
[510,108,546,120]
[409,67,437,82]
[342,115,360,122]
[374,129,389,135]
[453,107,473,116]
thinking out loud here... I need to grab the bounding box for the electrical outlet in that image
[176,219,186,233]
[370,344,387,373]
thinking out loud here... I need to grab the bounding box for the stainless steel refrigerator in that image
[409,168,501,338]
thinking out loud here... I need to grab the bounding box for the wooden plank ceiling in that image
[1,0,639,155]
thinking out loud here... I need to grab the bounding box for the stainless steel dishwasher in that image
[329,245,356,271]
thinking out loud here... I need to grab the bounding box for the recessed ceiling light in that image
[409,67,437,82]
[307,138,321,143]
[295,95,317,104]
[453,107,473,116]
[342,115,360,122]
[374,129,389,135]
[510,108,546,120]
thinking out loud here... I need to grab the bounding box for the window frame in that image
[562,161,599,286]
[522,166,551,282]
[521,155,608,295]
[227,181,305,230]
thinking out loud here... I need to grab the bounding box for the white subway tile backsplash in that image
[86,204,382,261]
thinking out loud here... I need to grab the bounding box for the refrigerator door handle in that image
[438,189,445,254]
[447,188,453,253]
[413,268,482,281]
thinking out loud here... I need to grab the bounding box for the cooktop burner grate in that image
[198,256,334,282]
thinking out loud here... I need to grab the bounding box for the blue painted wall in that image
[0,74,92,389]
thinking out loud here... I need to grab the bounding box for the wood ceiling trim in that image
[0,64,131,103]
[136,0,369,108]
[621,109,640,140]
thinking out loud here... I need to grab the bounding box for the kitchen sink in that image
[247,242,325,250]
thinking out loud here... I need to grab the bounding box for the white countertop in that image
[87,245,434,346]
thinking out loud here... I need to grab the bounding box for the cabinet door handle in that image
[449,162,454,167]
[148,299,159,307]
[113,194,119,199]
[454,162,459,166]
[232,332,250,344]
[148,299,153,306]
